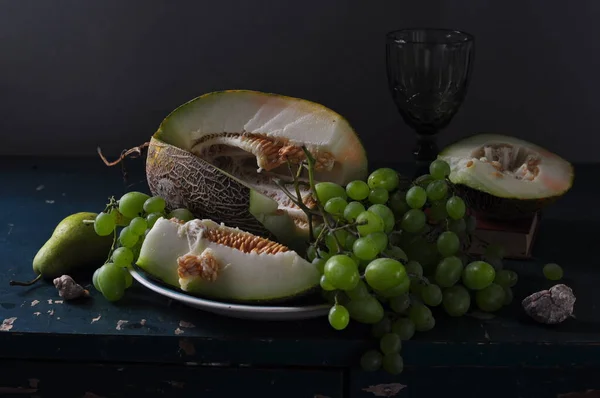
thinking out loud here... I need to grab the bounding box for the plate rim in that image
[129,267,331,314]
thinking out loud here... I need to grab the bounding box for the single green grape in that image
[313,258,326,274]
[448,218,467,234]
[371,317,392,338]
[415,173,433,188]
[143,196,166,214]
[315,182,347,204]
[408,303,435,332]
[380,333,402,354]
[543,263,563,281]
[306,245,317,262]
[346,180,370,201]
[384,246,408,262]
[421,284,443,306]
[92,267,102,292]
[346,280,370,301]
[392,318,415,340]
[368,232,388,253]
[324,197,348,217]
[345,296,385,324]
[353,236,379,261]
[360,350,383,372]
[167,208,194,222]
[442,285,471,316]
[368,168,400,192]
[118,191,150,219]
[406,186,427,209]
[426,180,448,202]
[146,212,163,229]
[324,255,360,291]
[462,261,496,290]
[437,231,460,257]
[429,159,451,180]
[129,217,148,236]
[446,196,466,220]
[367,204,395,233]
[328,304,350,330]
[344,201,365,223]
[494,269,517,287]
[382,353,404,375]
[368,188,389,205]
[356,211,385,236]
[389,293,410,313]
[112,247,134,267]
[401,209,426,233]
[388,191,410,217]
[94,212,116,236]
[435,256,463,287]
[429,200,448,222]
[364,258,408,292]
[119,226,139,248]
[475,283,506,312]
[404,260,423,278]
[97,263,126,302]
[320,275,336,291]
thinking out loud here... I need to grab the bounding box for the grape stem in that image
[104,228,118,265]
[9,274,42,287]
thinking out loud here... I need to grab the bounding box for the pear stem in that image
[9,274,42,286]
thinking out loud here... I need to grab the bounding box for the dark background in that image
[1,0,597,162]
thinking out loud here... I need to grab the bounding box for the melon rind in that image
[438,133,574,219]
[136,218,320,303]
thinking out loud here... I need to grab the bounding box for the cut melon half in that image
[136,217,321,303]
[146,90,368,249]
[438,133,574,218]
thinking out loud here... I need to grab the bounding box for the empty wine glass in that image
[386,28,475,174]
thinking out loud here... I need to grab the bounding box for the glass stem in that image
[413,133,439,177]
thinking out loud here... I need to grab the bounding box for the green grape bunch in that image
[287,153,524,376]
[91,191,193,302]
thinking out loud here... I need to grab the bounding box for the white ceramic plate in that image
[129,268,330,321]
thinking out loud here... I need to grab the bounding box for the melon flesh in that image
[136,217,321,302]
[439,133,573,200]
[147,90,368,248]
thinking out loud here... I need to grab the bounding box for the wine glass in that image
[386,28,475,174]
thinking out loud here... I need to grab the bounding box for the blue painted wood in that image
[1,156,599,397]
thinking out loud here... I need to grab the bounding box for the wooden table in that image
[1,156,599,398]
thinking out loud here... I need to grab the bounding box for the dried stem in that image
[97,142,150,167]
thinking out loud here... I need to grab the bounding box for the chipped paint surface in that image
[116,320,128,330]
[91,315,102,323]
[140,319,147,326]
[54,300,63,304]
[179,320,195,328]
[33,312,41,316]
[30,300,39,307]
[174,328,184,335]
[0,317,17,331]
[363,383,407,397]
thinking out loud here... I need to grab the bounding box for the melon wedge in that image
[136,217,320,303]
[146,90,368,249]
[438,133,574,218]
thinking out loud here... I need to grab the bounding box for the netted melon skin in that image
[146,137,274,239]
[456,184,561,220]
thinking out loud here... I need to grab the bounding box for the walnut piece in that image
[53,275,90,300]
[522,284,576,324]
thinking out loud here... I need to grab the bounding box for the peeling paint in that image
[178,339,196,356]
[91,315,102,323]
[116,320,128,330]
[45,199,55,204]
[33,312,41,316]
[31,300,40,307]
[140,319,147,326]
[363,383,407,397]
[558,390,600,398]
[174,328,184,335]
[47,309,54,316]
[54,300,64,304]
[179,320,195,328]
[1,317,17,331]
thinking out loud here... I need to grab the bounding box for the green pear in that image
[11,212,113,286]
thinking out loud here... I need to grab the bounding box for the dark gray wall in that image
[1,0,597,162]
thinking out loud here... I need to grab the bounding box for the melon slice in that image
[438,133,574,218]
[136,217,320,303]
[146,90,368,249]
